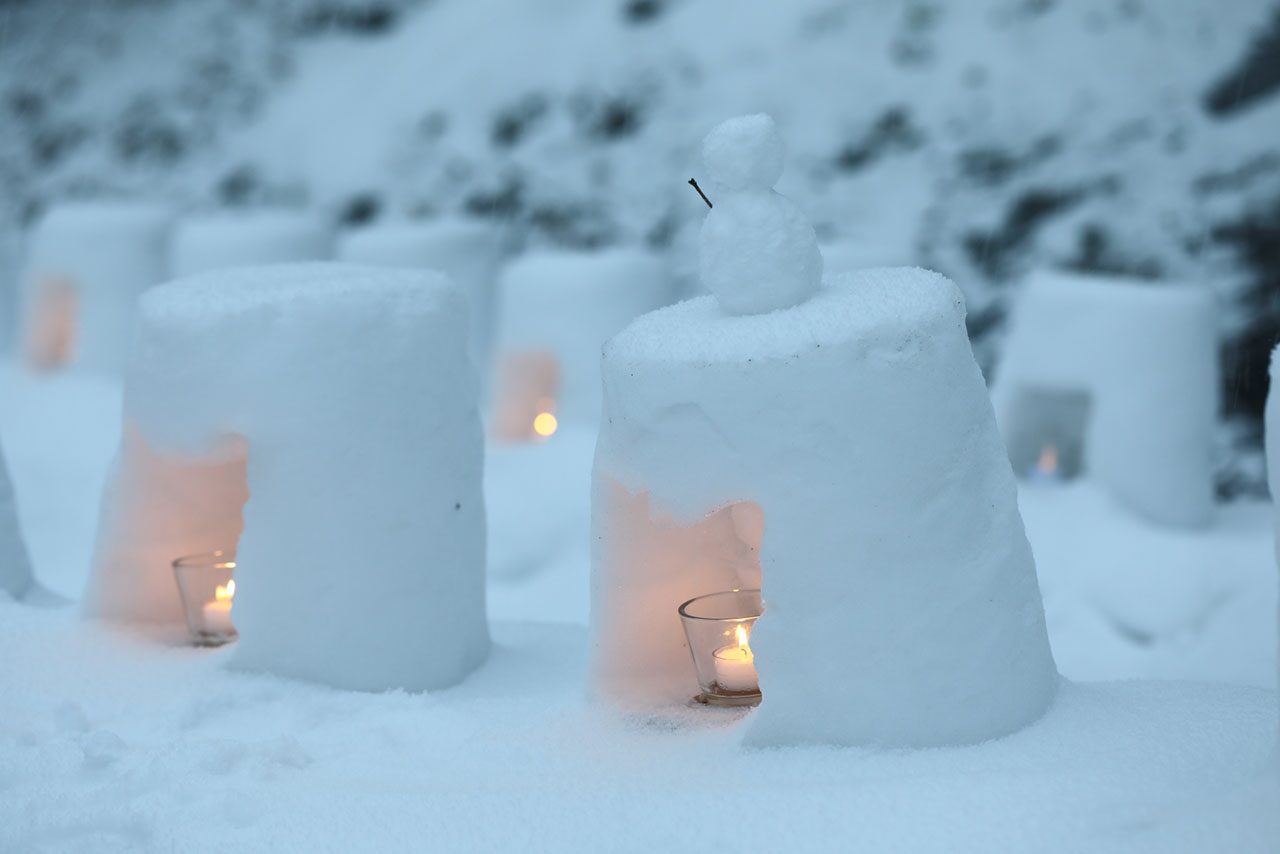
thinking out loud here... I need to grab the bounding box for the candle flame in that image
[1037,444,1059,475]
[216,579,236,601]
[735,623,751,652]
[533,411,558,438]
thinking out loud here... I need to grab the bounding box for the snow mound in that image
[699,115,822,315]
[593,266,1058,747]
[170,211,331,278]
[85,263,489,692]
[18,202,170,374]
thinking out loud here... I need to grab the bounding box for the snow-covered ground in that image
[0,360,1276,850]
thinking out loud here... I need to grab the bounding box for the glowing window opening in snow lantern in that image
[22,274,78,370]
[589,482,765,705]
[1003,386,1091,482]
[491,349,561,443]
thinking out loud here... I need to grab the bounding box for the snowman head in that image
[702,113,786,192]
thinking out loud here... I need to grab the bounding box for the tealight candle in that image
[712,624,758,693]
[201,579,236,635]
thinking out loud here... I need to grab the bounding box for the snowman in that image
[698,113,824,315]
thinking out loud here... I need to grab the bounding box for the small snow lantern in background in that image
[590,114,1057,747]
[0,439,35,601]
[169,210,332,278]
[490,248,672,440]
[84,263,489,692]
[337,218,507,384]
[18,202,169,374]
[992,270,1217,527]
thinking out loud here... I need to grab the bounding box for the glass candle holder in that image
[172,551,238,646]
[678,589,763,707]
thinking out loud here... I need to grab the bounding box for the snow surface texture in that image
[84,263,489,692]
[17,202,169,375]
[491,248,671,430]
[992,269,1218,528]
[0,439,33,599]
[699,114,822,315]
[592,267,1058,747]
[169,211,332,278]
[336,217,505,382]
[1,606,1275,853]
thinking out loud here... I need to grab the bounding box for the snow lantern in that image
[83,263,489,692]
[337,218,506,385]
[0,440,34,600]
[169,210,332,278]
[18,202,169,374]
[589,114,1057,747]
[489,248,671,442]
[991,270,1217,527]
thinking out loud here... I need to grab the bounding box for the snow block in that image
[491,249,671,434]
[170,211,331,277]
[337,218,505,382]
[0,442,34,599]
[18,202,169,374]
[992,270,1217,528]
[85,263,489,692]
[591,267,1058,747]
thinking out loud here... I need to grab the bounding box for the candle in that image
[201,579,236,635]
[711,624,757,693]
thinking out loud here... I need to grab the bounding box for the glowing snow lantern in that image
[589,114,1056,747]
[490,248,671,442]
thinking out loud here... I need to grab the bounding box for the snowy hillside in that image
[2,1,1279,426]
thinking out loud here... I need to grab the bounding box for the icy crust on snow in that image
[169,211,331,278]
[592,267,1057,747]
[19,201,170,374]
[85,263,489,692]
[337,218,504,381]
[992,269,1217,528]
[493,248,671,426]
[0,441,33,599]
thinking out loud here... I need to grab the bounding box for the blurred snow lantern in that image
[991,270,1217,527]
[490,248,671,441]
[18,202,169,373]
[0,440,35,600]
[590,115,1057,746]
[83,263,489,691]
[337,218,505,384]
[169,210,332,277]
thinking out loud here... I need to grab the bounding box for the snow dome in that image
[992,270,1217,528]
[169,210,332,278]
[0,441,33,600]
[17,202,170,374]
[84,263,488,692]
[490,248,671,441]
[337,218,505,383]
[589,115,1057,748]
